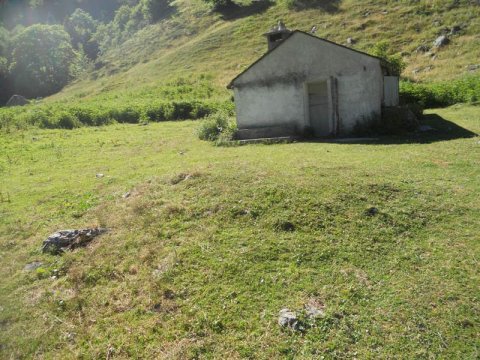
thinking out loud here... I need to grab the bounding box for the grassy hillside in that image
[0,105,479,358]
[52,0,480,102]
[1,0,479,131]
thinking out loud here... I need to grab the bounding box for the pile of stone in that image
[42,228,107,255]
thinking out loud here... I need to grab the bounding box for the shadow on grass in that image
[290,0,342,12]
[216,0,275,20]
[320,113,478,145]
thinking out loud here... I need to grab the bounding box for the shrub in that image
[400,75,480,108]
[197,111,237,143]
[55,111,81,129]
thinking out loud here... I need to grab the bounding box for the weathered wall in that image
[234,82,304,130]
[232,32,384,135]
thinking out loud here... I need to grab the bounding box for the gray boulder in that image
[42,228,108,255]
[278,309,298,329]
[6,95,29,107]
[415,45,430,53]
[433,35,449,48]
[24,262,43,271]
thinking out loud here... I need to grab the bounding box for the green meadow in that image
[0,105,478,358]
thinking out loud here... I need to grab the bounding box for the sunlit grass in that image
[0,105,478,358]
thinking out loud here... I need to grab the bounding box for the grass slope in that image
[55,0,480,100]
[0,105,479,358]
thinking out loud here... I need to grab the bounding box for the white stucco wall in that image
[232,32,384,135]
[234,83,304,129]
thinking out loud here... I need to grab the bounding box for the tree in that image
[64,9,99,59]
[0,26,9,56]
[0,56,12,105]
[0,27,13,105]
[371,41,406,76]
[9,24,78,98]
[202,0,236,11]
[140,0,173,23]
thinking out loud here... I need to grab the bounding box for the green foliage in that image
[0,75,233,130]
[92,1,167,53]
[371,41,406,76]
[0,56,11,105]
[64,9,99,60]
[202,0,236,10]
[9,24,79,98]
[0,26,9,56]
[0,0,129,27]
[140,0,174,22]
[400,75,480,108]
[197,111,237,143]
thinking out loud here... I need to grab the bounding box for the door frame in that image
[304,77,339,137]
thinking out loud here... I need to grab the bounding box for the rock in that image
[305,300,325,319]
[433,35,449,48]
[42,228,108,255]
[467,64,480,72]
[415,45,430,53]
[96,173,104,178]
[278,309,298,329]
[346,37,356,45]
[6,95,29,107]
[449,25,462,35]
[366,207,379,216]
[24,261,43,271]
[122,192,131,199]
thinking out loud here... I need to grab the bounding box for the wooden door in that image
[308,81,331,137]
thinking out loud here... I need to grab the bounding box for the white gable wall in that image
[232,32,384,135]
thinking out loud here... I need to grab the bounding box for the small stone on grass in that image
[24,261,43,271]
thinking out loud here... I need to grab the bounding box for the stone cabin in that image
[228,22,400,139]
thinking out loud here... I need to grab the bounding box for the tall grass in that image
[0,76,234,131]
[400,74,480,108]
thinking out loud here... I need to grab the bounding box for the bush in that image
[400,75,480,108]
[55,111,82,129]
[0,76,234,131]
[197,111,237,144]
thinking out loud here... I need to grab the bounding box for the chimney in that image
[264,21,292,51]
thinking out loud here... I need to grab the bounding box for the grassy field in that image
[0,104,479,358]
